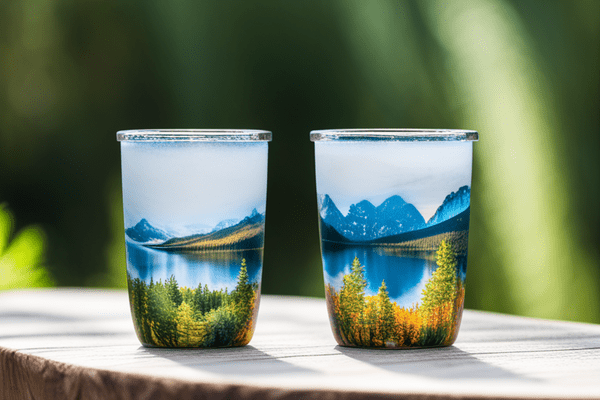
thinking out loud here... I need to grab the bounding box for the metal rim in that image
[310,129,478,142]
[117,129,272,142]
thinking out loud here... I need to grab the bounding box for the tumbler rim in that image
[310,129,478,142]
[117,129,272,142]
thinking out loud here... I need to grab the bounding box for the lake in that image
[126,240,263,291]
[320,242,467,308]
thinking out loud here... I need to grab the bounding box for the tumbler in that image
[117,129,271,347]
[311,129,478,348]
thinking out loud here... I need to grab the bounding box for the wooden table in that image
[1,289,599,399]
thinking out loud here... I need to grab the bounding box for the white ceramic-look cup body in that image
[118,129,271,348]
[311,129,478,348]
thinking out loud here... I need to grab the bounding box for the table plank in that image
[1,289,600,399]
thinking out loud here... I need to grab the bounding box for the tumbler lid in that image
[310,129,478,142]
[117,129,272,142]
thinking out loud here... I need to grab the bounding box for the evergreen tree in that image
[204,305,238,347]
[192,282,206,315]
[232,258,257,341]
[233,259,254,308]
[176,301,206,347]
[147,282,178,346]
[181,287,194,305]
[128,275,151,344]
[377,280,395,344]
[421,239,458,318]
[362,296,379,346]
[339,256,367,344]
[202,284,211,314]
[166,275,183,308]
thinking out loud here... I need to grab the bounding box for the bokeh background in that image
[1,0,599,323]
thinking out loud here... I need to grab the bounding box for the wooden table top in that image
[1,289,600,399]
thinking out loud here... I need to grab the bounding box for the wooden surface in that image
[1,289,600,399]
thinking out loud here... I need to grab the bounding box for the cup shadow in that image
[335,345,540,382]
[138,344,319,377]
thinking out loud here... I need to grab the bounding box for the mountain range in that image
[426,186,471,226]
[125,209,263,245]
[126,209,265,251]
[125,219,171,243]
[318,186,470,242]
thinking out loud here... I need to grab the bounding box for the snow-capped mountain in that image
[125,219,171,243]
[212,219,240,232]
[318,194,425,241]
[426,186,470,226]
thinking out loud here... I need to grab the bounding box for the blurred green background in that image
[1,0,598,323]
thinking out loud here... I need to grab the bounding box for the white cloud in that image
[120,141,268,229]
[315,141,472,220]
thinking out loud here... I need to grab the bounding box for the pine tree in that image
[421,240,458,315]
[176,301,206,347]
[232,258,256,341]
[128,274,151,344]
[377,280,395,345]
[204,305,238,347]
[147,282,178,346]
[233,259,254,308]
[339,256,367,345]
[166,275,183,308]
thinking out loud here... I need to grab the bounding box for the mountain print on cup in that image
[318,186,470,348]
[124,210,265,348]
[119,138,269,348]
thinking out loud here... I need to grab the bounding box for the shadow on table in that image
[335,345,541,382]
[0,311,131,340]
[139,345,320,376]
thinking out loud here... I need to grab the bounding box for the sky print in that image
[315,141,473,221]
[120,141,268,234]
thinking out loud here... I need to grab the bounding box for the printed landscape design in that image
[124,210,265,347]
[318,186,470,348]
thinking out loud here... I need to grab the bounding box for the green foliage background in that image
[1,1,598,323]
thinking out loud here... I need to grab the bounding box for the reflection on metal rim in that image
[310,129,478,142]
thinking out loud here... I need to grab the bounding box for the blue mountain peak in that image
[126,219,171,243]
[426,186,471,226]
[319,194,425,241]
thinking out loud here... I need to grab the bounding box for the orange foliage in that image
[393,304,422,347]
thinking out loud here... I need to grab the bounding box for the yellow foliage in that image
[176,301,209,347]
[393,304,422,347]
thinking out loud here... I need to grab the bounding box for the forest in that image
[147,219,264,252]
[377,230,469,257]
[325,240,465,348]
[127,259,259,347]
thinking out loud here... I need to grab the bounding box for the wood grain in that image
[1,289,599,399]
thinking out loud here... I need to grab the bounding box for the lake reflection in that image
[126,240,263,291]
[321,242,439,308]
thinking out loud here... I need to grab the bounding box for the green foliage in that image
[127,258,258,347]
[377,280,395,343]
[0,204,53,290]
[166,275,183,308]
[421,240,458,318]
[1,0,598,322]
[419,325,449,347]
[338,257,367,343]
[326,247,465,348]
